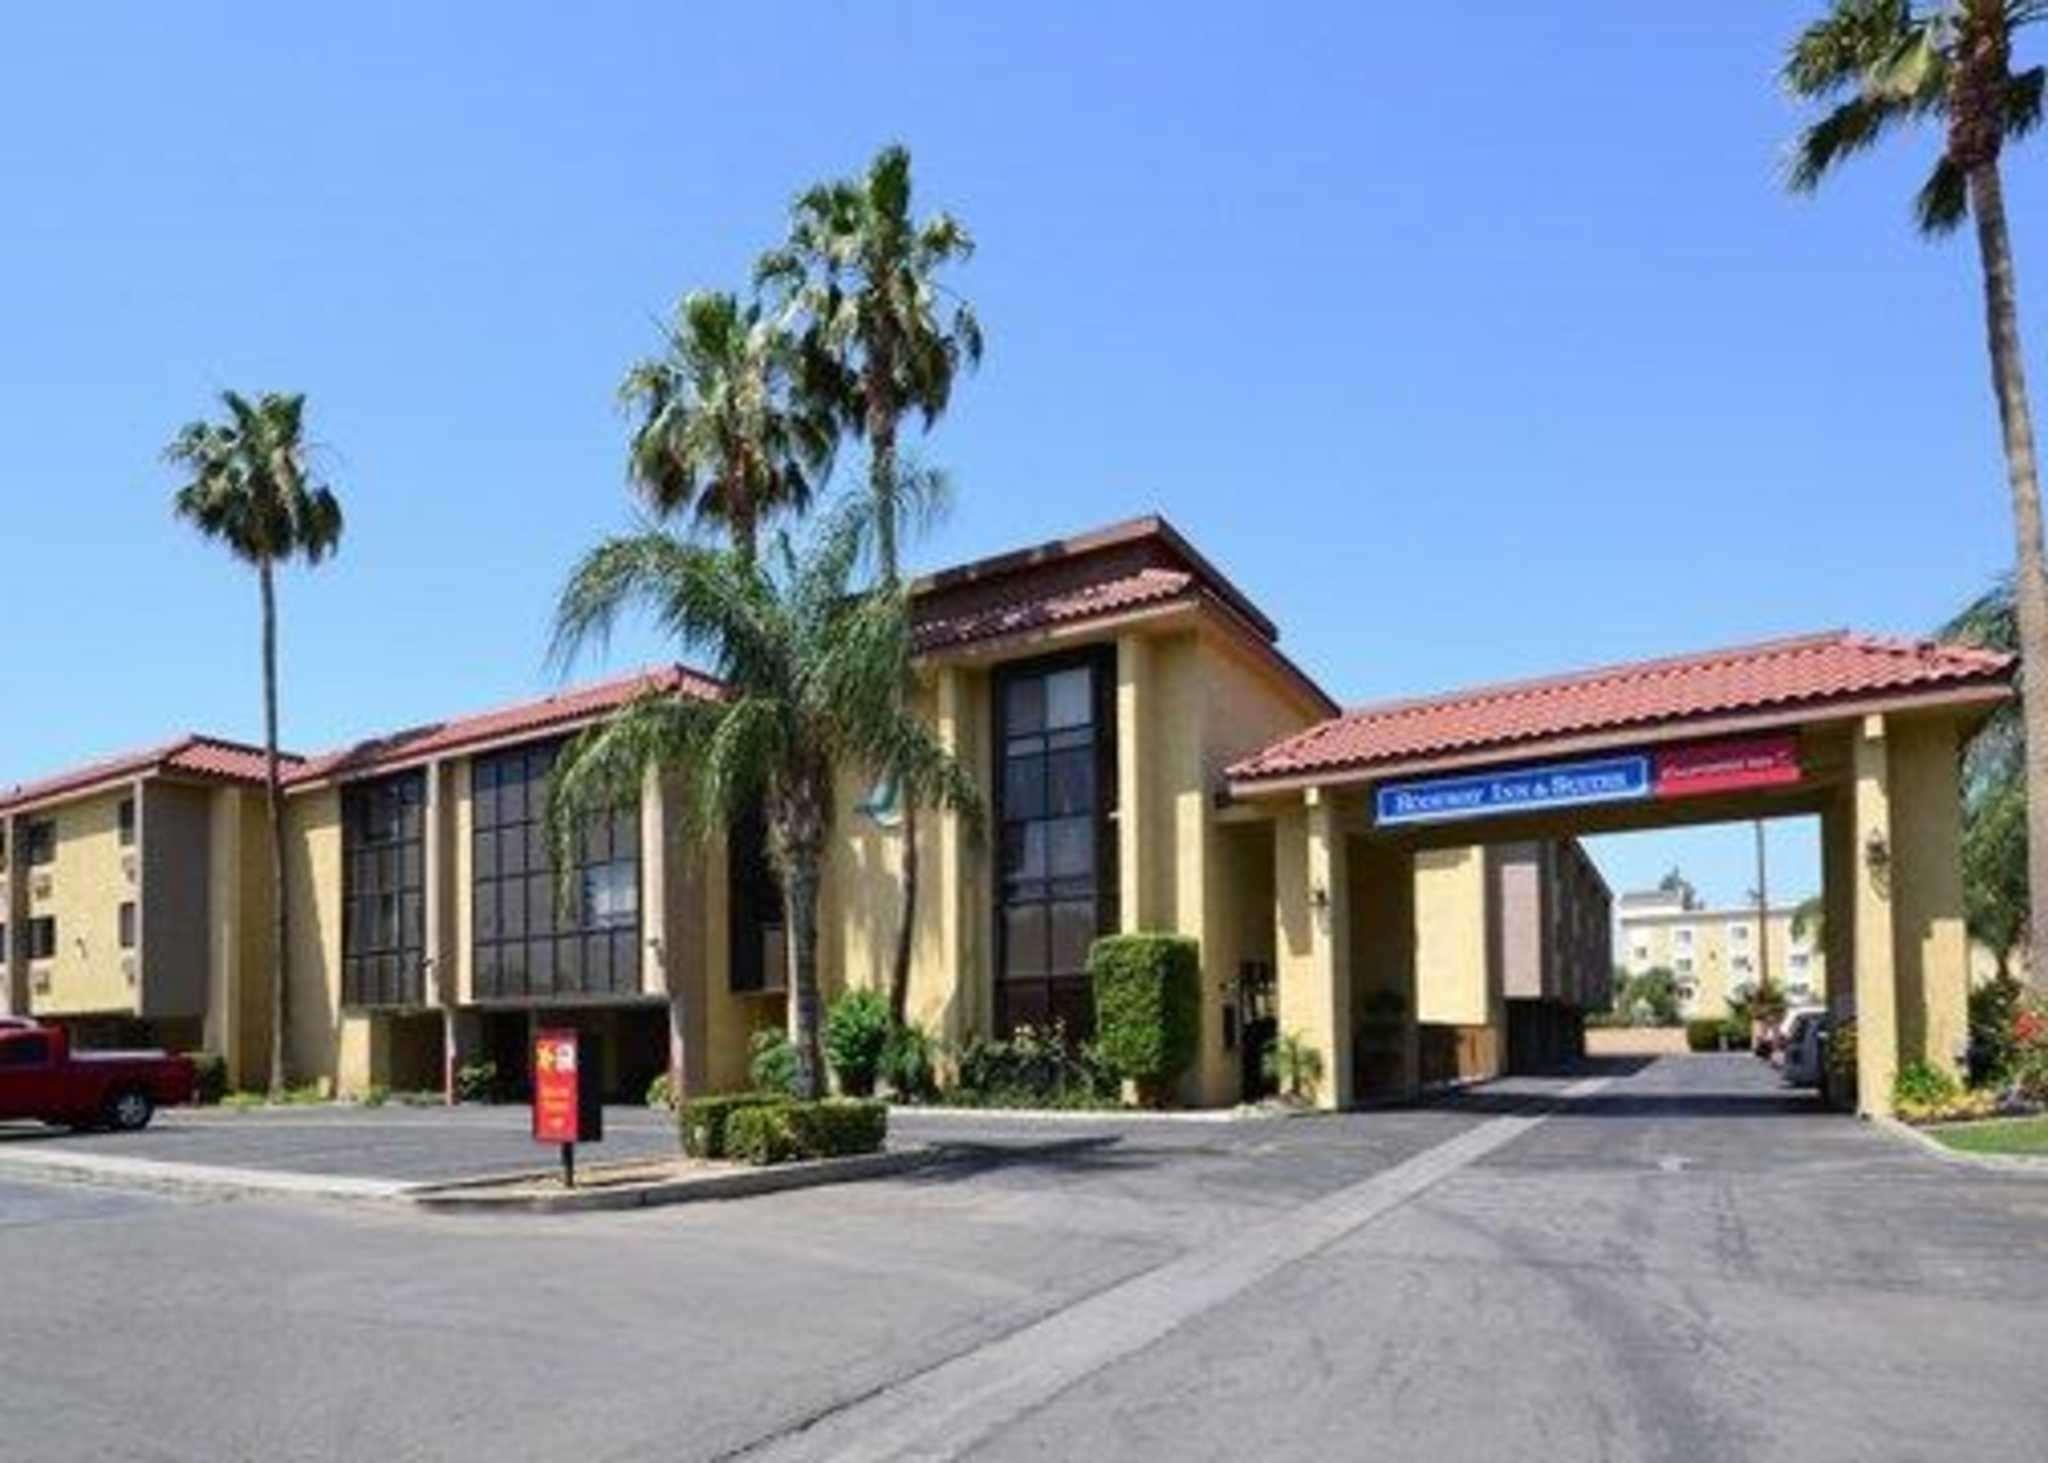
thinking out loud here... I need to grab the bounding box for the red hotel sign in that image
[1652,734,1801,799]
[532,1028,584,1144]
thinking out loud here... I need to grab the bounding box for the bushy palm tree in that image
[1784,1,2048,987]
[620,290,835,563]
[544,513,980,1099]
[166,390,344,1096]
[1944,577,2032,971]
[757,143,982,1025]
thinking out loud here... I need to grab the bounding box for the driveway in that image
[1,1056,2042,1462]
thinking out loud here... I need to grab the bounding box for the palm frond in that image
[1783,0,1918,99]
[1915,152,1972,231]
[1787,91,1918,190]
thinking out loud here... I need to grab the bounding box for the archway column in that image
[1274,787,1353,1109]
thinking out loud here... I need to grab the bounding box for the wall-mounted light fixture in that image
[1309,883,1330,912]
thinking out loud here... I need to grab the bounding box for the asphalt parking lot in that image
[3,1056,2043,1463]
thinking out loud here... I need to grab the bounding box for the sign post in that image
[532,1027,602,1186]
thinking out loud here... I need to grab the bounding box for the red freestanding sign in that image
[533,1028,583,1144]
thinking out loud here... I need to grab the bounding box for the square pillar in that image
[1274,789,1353,1108]
[1116,634,1156,932]
[646,767,709,1097]
[1851,715,1899,1116]
[934,665,988,1047]
[1885,715,1969,1077]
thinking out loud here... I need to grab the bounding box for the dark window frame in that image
[118,901,136,951]
[341,770,427,1007]
[728,802,786,994]
[26,916,56,961]
[471,739,642,1003]
[991,644,1119,1039]
[25,820,55,867]
[117,797,135,848]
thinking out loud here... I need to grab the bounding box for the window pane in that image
[401,893,423,951]
[1004,906,1048,977]
[585,933,611,987]
[612,808,639,859]
[500,768,526,822]
[1049,900,1098,975]
[1047,817,1093,880]
[1004,677,1045,735]
[1045,668,1091,730]
[526,873,555,936]
[1002,822,1047,885]
[473,776,498,827]
[1047,748,1094,816]
[612,929,640,991]
[501,825,528,878]
[557,933,582,985]
[401,842,423,890]
[475,881,499,941]
[501,875,527,939]
[527,937,553,996]
[500,938,527,996]
[1003,755,1046,818]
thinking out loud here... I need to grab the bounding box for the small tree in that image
[545,515,979,1099]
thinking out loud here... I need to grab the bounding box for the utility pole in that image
[1752,819,1771,996]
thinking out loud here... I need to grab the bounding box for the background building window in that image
[118,901,136,950]
[27,917,56,961]
[342,770,426,1006]
[26,821,55,867]
[472,740,640,1001]
[117,798,135,847]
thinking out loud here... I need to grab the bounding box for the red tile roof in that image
[0,735,301,814]
[1229,631,2013,788]
[908,514,1336,713]
[288,664,723,786]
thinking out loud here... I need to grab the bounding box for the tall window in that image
[728,803,786,993]
[25,821,54,867]
[472,740,640,1001]
[27,917,55,961]
[994,648,1117,1038]
[342,770,426,1006]
[118,902,136,950]
[117,798,135,847]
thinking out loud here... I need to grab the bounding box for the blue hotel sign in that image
[1374,753,1652,828]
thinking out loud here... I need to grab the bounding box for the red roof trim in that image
[0,735,304,815]
[1228,630,2013,788]
[286,663,724,787]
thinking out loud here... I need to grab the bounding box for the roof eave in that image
[1224,679,2013,801]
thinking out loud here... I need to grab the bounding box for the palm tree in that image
[757,143,982,1026]
[1944,577,2032,970]
[1785,1,2048,988]
[166,390,344,1096]
[544,513,980,1099]
[620,290,835,563]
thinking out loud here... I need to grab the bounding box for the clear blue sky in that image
[2,3,2034,909]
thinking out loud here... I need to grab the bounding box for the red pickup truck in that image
[0,1022,196,1131]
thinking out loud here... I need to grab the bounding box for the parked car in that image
[1768,1005,1825,1067]
[0,1023,195,1130]
[1781,1010,1829,1089]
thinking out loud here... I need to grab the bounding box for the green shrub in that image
[280,1082,326,1105]
[726,1099,888,1166]
[748,1028,799,1096]
[1894,1060,1961,1112]
[186,1052,229,1106]
[454,1060,498,1104]
[679,1093,789,1159]
[882,1022,938,1101]
[361,1084,390,1109]
[726,1103,801,1165]
[1685,1019,1727,1053]
[646,1072,678,1112]
[952,1023,1115,1107]
[824,989,892,1097]
[1969,974,2025,1085]
[1721,1017,1751,1051]
[1262,1031,1324,1104]
[1088,934,1199,1099]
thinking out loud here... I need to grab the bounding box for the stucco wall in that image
[1414,846,1490,1024]
[140,780,211,1021]
[27,788,135,1017]
[284,788,344,1091]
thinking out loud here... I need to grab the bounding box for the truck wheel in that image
[105,1089,155,1132]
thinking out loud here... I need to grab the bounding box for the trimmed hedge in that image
[186,1051,229,1106]
[1088,933,1199,1097]
[725,1099,889,1167]
[679,1093,790,1159]
[1684,1019,1727,1053]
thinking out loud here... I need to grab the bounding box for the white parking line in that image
[739,1076,1611,1462]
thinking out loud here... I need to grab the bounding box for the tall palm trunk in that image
[260,559,292,1097]
[1967,159,2048,992]
[783,857,826,1100]
[868,368,921,1029]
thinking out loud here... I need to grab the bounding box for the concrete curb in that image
[1873,1114,2048,1174]
[890,1103,1284,1125]
[0,1146,414,1202]
[408,1145,944,1214]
